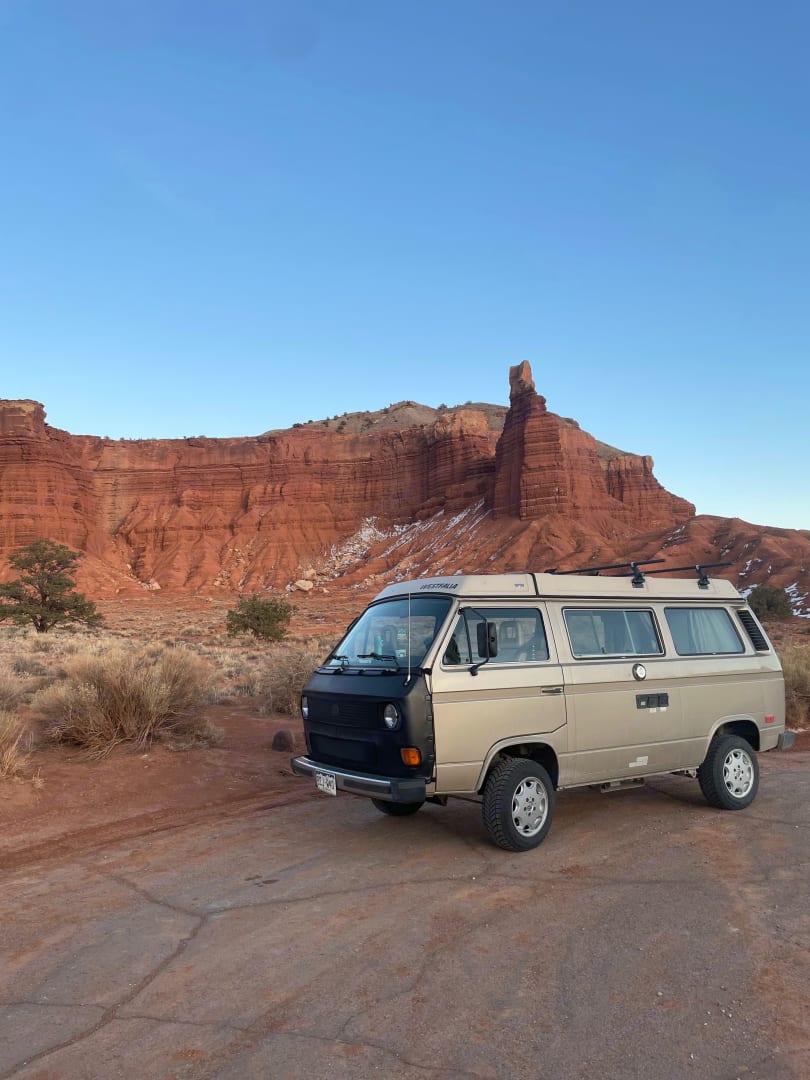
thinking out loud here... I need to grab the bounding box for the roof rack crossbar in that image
[643,561,732,589]
[545,558,665,577]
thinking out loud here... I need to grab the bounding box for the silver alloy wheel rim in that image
[722,748,754,798]
[511,777,548,837]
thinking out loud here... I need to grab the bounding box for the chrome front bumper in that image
[290,755,427,803]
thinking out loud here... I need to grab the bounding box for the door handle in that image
[541,686,564,695]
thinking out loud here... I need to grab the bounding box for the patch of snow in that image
[378,499,489,562]
[662,524,688,549]
[315,501,491,584]
[786,581,810,618]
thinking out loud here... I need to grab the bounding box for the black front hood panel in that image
[301,670,434,778]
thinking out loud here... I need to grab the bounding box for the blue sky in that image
[1,0,808,530]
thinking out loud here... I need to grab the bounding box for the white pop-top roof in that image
[375,572,743,603]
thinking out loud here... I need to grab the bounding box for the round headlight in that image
[383,703,400,730]
[301,695,309,719]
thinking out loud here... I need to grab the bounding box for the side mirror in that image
[476,621,498,659]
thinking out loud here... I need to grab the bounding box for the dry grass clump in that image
[12,655,50,677]
[34,642,219,756]
[0,710,35,781]
[259,640,330,717]
[232,675,262,697]
[0,663,26,711]
[28,636,54,653]
[781,643,810,729]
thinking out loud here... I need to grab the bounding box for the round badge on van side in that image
[632,663,647,681]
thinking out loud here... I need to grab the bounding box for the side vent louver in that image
[738,610,770,652]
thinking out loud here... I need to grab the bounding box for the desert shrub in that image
[749,585,793,621]
[34,642,217,756]
[259,640,327,717]
[0,710,31,781]
[0,664,25,711]
[781,644,810,729]
[226,594,294,641]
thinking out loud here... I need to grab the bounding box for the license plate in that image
[314,771,337,796]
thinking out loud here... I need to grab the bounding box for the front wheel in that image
[482,758,555,851]
[698,734,759,810]
[371,798,424,816]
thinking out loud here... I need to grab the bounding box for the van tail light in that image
[401,748,421,766]
[765,715,775,724]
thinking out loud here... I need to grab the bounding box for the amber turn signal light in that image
[401,747,421,766]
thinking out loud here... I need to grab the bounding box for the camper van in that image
[291,563,792,851]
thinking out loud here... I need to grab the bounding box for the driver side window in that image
[443,616,472,665]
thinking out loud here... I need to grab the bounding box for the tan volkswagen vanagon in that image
[291,563,792,851]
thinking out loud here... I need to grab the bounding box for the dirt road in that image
[2,749,808,1080]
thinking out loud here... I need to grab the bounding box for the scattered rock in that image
[271,729,294,752]
[293,579,314,592]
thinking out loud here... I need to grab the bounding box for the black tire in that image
[371,798,424,816]
[482,757,555,852]
[698,734,759,810]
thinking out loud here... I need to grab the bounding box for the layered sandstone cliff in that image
[1,365,808,611]
[492,361,693,524]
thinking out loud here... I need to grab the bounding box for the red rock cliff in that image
[492,362,693,524]
[0,399,498,592]
[1,367,808,609]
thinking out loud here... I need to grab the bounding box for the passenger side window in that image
[564,608,662,657]
[442,609,549,665]
[665,607,744,655]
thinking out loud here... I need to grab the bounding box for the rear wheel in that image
[371,798,424,816]
[698,734,759,810]
[482,757,555,851]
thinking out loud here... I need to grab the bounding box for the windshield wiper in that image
[358,652,403,669]
[326,653,350,669]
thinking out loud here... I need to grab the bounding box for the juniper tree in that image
[748,585,792,621]
[0,539,103,633]
[226,594,293,640]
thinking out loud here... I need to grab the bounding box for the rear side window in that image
[443,608,549,665]
[563,608,662,658]
[665,607,744,655]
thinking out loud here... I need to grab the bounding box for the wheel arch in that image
[707,716,761,753]
[476,741,559,794]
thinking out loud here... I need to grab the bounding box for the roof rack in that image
[642,561,732,589]
[546,558,665,587]
[545,558,733,589]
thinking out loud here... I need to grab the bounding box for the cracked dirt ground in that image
[1,749,808,1080]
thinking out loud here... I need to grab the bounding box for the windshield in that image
[324,595,453,671]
